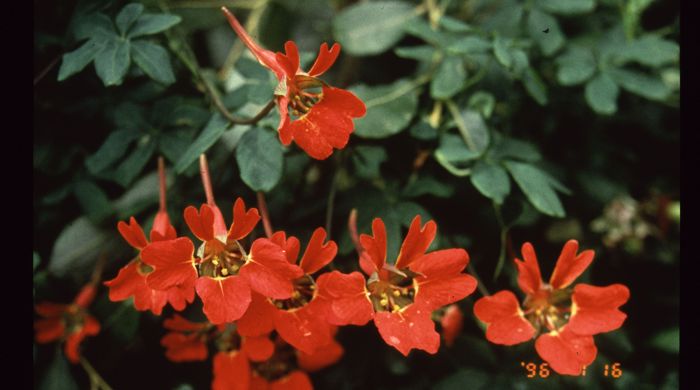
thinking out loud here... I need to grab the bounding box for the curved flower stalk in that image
[221,6,366,160]
[473,240,630,375]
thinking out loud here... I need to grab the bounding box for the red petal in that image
[163,314,208,332]
[395,216,437,269]
[316,271,373,326]
[251,373,270,390]
[549,240,595,289]
[274,307,333,354]
[275,41,300,79]
[274,231,300,264]
[297,338,344,372]
[359,218,387,275]
[299,227,337,274]
[34,318,65,343]
[308,42,341,77]
[415,274,477,310]
[74,284,97,308]
[568,283,630,335]
[473,290,535,346]
[409,248,469,278]
[535,327,597,376]
[373,305,439,356]
[165,279,196,311]
[237,293,276,337]
[184,205,216,242]
[277,96,292,145]
[195,276,251,324]
[212,351,250,390]
[514,242,542,295]
[104,261,168,315]
[118,217,148,250]
[440,304,463,347]
[221,7,285,79]
[241,335,275,362]
[228,198,261,241]
[142,238,198,291]
[64,315,100,364]
[161,332,208,362]
[35,302,67,318]
[242,238,304,299]
[150,211,177,242]
[270,371,312,390]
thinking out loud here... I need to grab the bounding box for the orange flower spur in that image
[221,6,366,160]
[473,240,630,375]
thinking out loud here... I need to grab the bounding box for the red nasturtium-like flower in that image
[34,284,100,363]
[221,6,366,160]
[473,240,630,375]
[105,158,194,314]
[316,216,478,355]
[237,228,338,354]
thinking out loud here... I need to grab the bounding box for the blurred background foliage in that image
[34,0,679,388]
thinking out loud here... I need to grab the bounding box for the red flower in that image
[440,304,464,347]
[161,315,211,362]
[316,216,478,356]
[211,331,276,390]
[142,198,304,324]
[221,7,366,160]
[238,228,338,354]
[473,240,630,375]
[34,284,100,363]
[104,216,195,315]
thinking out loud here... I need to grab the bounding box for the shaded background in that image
[34,0,679,388]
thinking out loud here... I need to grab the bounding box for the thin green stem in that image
[445,98,477,151]
[79,357,113,390]
[492,201,509,281]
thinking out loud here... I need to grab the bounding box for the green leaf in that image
[607,68,671,101]
[175,113,231,173]
[435,133,478,177]
[527,9,564,56]
[73,12,116,41]
[48,217,112,278]
[555,46,596,85]
[431,56,467,100]
[394,201,432,227]
[113,137,157,187]
[131,40,175,84]
[352,145,388,180]
[73,181,113,222]
[40,350,78,390]
[585,73,619,115]
[57,39,106,81]
[128,13,182,38]
[236,127,284,192]
[434,368,489,390]
[94,37,131,86]
[618,34,679,68]
[33,252,40,272]
[394,45,436,62]
[350,79,419,138]
[493,35,512,68]
[116,3,144,35]
[467,91,496,118]
[402,176,455,198]
[650,327,679,354]
[447,107,490,155]
[536,0,595,15]
[105,301,141,343]
[446,36,492,55]
[489,135,541,162]
[471,161,511,204]
[522,67,548,105]
[409,120,438,140]
[505,161,566,217]
[333,1,417,56]
[622,0,654,39]
[85,129,141,174]
[403,19,459,48]
[439,16,473,32]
